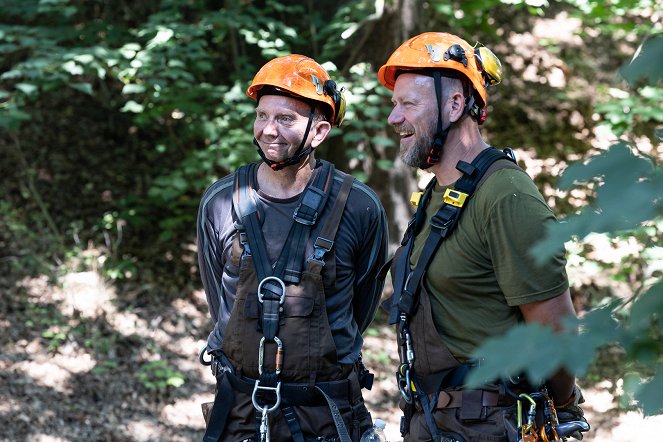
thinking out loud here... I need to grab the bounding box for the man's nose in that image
[261,119,279,137]
[387,106,403,126]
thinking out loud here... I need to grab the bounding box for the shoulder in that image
[331,168,385,212]
[199,173,235,213]
[477,166,542,200]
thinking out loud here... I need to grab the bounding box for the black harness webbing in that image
[234,160,334,284]
[391,147,517,323]
[204,166,356,442]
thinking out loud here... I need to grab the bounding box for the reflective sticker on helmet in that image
[311,74,323,95]
[425,44,442,62]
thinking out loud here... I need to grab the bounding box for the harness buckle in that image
[251,378,282,414]
[309,236,334,265]
[429,211,454,230]
[293,207,318,225]
[258,336,284,376]
[257,276,286,304]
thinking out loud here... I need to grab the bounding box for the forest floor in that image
[1,272,661,442]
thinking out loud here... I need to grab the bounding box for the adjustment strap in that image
[315,386,352,442]
[282,406,305,442]
[308,173,354,265]
[274,160,334,282]
[233,164,272,280]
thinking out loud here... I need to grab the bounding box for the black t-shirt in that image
[197,161,388,364]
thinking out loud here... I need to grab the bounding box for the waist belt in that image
[436,390,500,409]
[227,371,360,406]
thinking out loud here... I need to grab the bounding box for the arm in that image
[519,288,577,404]
[196,179,236,349]
[352,201,389,334]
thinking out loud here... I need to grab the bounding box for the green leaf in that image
[631,363,663,416]
[122,84,146,94]
[371,135,395,147]
[69,82,93,95]
[15,83,38,96]
[620,35,663,86]
[628,281,663,333]
[120,100,144,113]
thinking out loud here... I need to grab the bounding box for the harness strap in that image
[233,160,334,283]
[234,164,272,279]
[275,161,334,282]
[308,173,354,265]
[398,148,513,317]
[282,406,305,442]
[202,373,235,442]
[227,372,355,441]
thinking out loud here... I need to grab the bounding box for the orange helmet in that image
[378,32,502,109]
[247,54,346,126]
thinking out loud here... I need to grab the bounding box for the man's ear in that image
[448,91,465,123]
[311,120,332,148]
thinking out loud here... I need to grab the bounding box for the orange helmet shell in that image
[247,54,342,126]
[378,32,487,108]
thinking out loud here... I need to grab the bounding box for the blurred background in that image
[1,0,661,440]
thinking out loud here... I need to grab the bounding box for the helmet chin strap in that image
[255,106,316,171]
[422,71,450,169]
[420,71,476,170]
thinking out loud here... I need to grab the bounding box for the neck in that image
[256,155,316,199]
[430,122,489,187]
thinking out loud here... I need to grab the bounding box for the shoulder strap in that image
[233,163,272,280]
[308,173,355,266]
[396,147,517,317]
[232,161,336,283]
[274,160,335,282]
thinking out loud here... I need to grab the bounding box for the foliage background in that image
[1,0,661,440]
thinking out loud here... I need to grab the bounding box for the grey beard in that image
[401,136,433,169]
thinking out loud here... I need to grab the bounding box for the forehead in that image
[392,73,434,99]
[255,94,310,115]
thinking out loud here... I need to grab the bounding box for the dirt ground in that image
[1,272,661,442]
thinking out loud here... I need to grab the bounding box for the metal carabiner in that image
[397,363,414,403]
[258,336,283,376]
[199,345,212,366]
[257,276,286,304]
[252,379,282,413]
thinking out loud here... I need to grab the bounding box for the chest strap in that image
[233,160,334,284]
[396,147,516,319]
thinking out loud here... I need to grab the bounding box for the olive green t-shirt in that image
[410,168,569,361]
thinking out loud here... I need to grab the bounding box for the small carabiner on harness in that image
[258,336,284,375]
[199,345,212,366]
[397,363,415,403]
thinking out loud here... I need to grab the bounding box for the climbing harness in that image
[388,147,520,440]
[203,160,366,442]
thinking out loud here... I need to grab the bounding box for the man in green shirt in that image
[378,32,588,441]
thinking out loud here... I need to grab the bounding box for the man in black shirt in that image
[197,54,388,442]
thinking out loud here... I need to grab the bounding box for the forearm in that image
[547,367,575,406]
[519,288,577,403]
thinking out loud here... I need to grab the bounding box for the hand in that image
[556,385,589,440]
